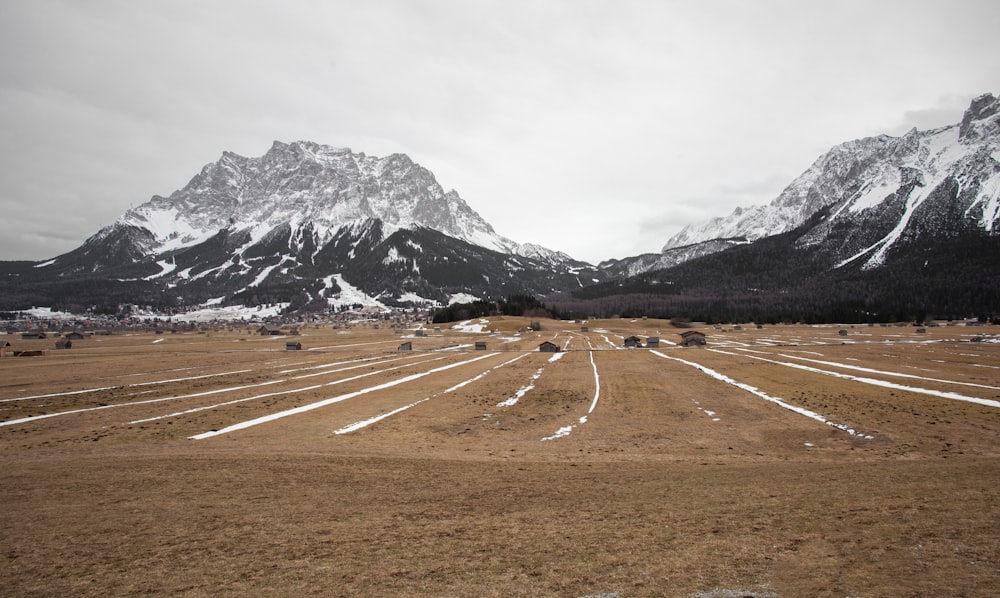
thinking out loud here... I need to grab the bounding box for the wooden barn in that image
[474,341,488,351]
[55,339,72,350]
[538,341,560,353]
[285,341,302,351]
[623,335,642,348]
[646,336,660,347]
[258,325,283,336]
[65,331,85,340]
[398,341,413,351]
[678,330,707,347]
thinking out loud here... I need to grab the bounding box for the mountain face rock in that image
[662,93,1000,270]
[18,141,601,311]
[119,141,513,257]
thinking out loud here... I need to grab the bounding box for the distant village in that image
[1,303,437,338]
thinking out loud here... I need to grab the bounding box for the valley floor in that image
[2,320,998,596]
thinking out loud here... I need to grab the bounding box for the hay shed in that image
[623,335,642,348]
[678,330,707,347]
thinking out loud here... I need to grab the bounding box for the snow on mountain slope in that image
[117,141,524,257]
[663,93,1000,270]
[22,140,609,310]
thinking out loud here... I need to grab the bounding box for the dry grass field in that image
[2,319,999,597]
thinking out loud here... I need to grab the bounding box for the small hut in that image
[623,335,642,348]
[646,336,660,347]
[580,326,589,332]
[838,329,849,336]
[474,341,488,351]
[55,339,72,350]
[65,331,85,340]
[678,330,707,347]
[398,341,413,351]
[285,341,302,350]
[538,341,560,353]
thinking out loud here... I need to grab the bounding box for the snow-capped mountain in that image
[17,141,602,311]
[662,93,1000,270]
[113,141,540,261]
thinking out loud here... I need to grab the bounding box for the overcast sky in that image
[1,0,997,264]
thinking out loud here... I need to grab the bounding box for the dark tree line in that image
[432,294,555,323]
[563,226,1000,324]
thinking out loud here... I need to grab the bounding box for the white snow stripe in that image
[771,352,1000,390]
[1,379,288,428]
[709,349,1000,409]
[190,353,497,439]
[289,355,418,380]
[131,354,450,424]
[334,353,529,435]
[0,369,253,403]
[650,350,873,438]
[541,351,601,441]
[277,354,389,374]
[586,350,601,414]
[333,398,432,434]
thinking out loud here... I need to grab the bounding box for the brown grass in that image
[2,320,999,596]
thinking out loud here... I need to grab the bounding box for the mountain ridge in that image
[660,93,1000,270]
[2,141,603,312]
[2,94,997,321]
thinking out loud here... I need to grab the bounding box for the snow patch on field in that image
[497,365,544,408]
[169,303,290,322]
[451,319,489,333]
[335,353,529,434]
[0,369,256,427]
[770,352,1000,391]
[711,349,1000,409]
[191,353,497,439]
[15,306,77,320]
[542,351,601,441]
[651,350,874,439]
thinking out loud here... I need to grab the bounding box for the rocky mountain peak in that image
[959,93,999,141]
[661,93,999,269]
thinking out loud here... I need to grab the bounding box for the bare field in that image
[2,320,999,597]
